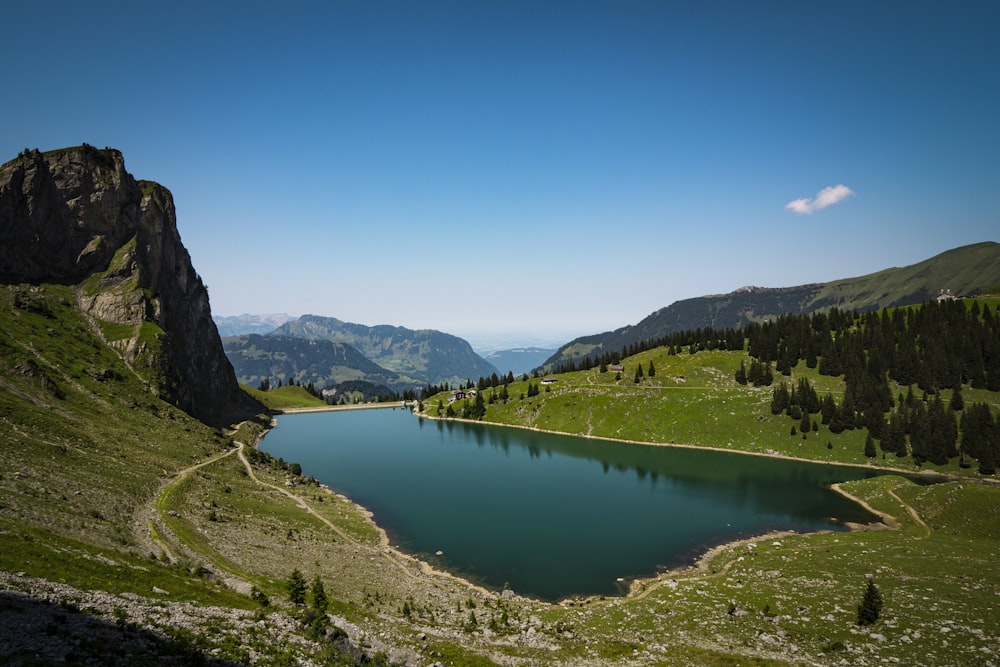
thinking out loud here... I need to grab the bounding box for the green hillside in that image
[411,298,1000,665]
[243,384,328,410]
[548,241,1000,368]
[3,151,1000,667]
[5,283,1000,665]
[425,297,1000,474]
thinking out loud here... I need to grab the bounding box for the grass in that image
[0,520,253,609]
[431,346,994,476]
[3,281,1000,665]
[243,384,328,410]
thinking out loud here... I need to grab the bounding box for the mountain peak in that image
[1,145,259,425]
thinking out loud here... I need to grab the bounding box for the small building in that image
[540,377,558,385]
[610,364,624,373]
[937,288,956,302]
[452,390,466,401]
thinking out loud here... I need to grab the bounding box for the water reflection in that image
[263,409,884,601]
[424,418,881,526]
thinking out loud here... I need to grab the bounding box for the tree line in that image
[550,326,745,375]
[424,297,1000,473]
[750,299,1000,473]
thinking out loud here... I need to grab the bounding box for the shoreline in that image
[273,401,410,415]
[412,409,952,479]
[256,408,937,607]
[251,411,501,603]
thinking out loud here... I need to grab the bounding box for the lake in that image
[260,408,882,601]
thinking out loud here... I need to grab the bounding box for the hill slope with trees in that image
[546,241,1000,369]
[4,148,1000,666]
[424,296,1000,476]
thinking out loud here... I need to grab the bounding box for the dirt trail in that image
[143,447,239,563]
[887,488,932,537]
[234,442,353,542]
[235,441,497,597]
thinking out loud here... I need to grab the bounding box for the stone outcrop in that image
[0,145,260,425]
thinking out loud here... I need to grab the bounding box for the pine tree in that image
[979,445,996,476]
[857,579,883,625]
[820,393,837,425]
[950,386,964,411]
[864,433,877,458]
[310,575,328,612]
[735,360,748,385]
[769,383,788,414]
[287,569,307,605]
[647,361,656,377]
[882,415,906,456]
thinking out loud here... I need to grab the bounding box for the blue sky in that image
[4,2,998,348]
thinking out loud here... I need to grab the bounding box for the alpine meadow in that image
[3,2,1000,664]
[1,145,999,665]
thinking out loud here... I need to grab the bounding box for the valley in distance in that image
[2,146,1000,666]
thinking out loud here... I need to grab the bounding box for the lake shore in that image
[257,407,930,606]
[412,409,950,479]
[274,401,411,414]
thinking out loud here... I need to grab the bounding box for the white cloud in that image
[785,184,855,214]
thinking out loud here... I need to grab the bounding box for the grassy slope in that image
[242,384,328,410]
[440,300,1000,476]
[3,283,1000,665]
[548,242,1000,368]
[410,302,1000,663]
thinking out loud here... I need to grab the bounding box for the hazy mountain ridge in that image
[546,241,1000,368]
[221,333,413,392]
[214,313,294,337]
[271,314,498,387]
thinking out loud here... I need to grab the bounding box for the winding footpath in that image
[144,434,491,602]
[145,446,239,564]
[887,488,932,537]
[233,441,353,543]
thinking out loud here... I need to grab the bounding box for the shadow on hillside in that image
[0,591,242,666]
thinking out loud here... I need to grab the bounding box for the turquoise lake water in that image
[260,408,881,601]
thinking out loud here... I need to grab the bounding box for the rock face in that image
[0,146,259,425]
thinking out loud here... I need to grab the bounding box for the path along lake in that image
[260,408,883,602]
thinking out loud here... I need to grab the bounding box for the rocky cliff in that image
[0,145,259,425]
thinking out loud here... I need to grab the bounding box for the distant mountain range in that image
[221,334,410,391]
[222,314,499,393]
[545,241,1000,368]
[214,313,295,337]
